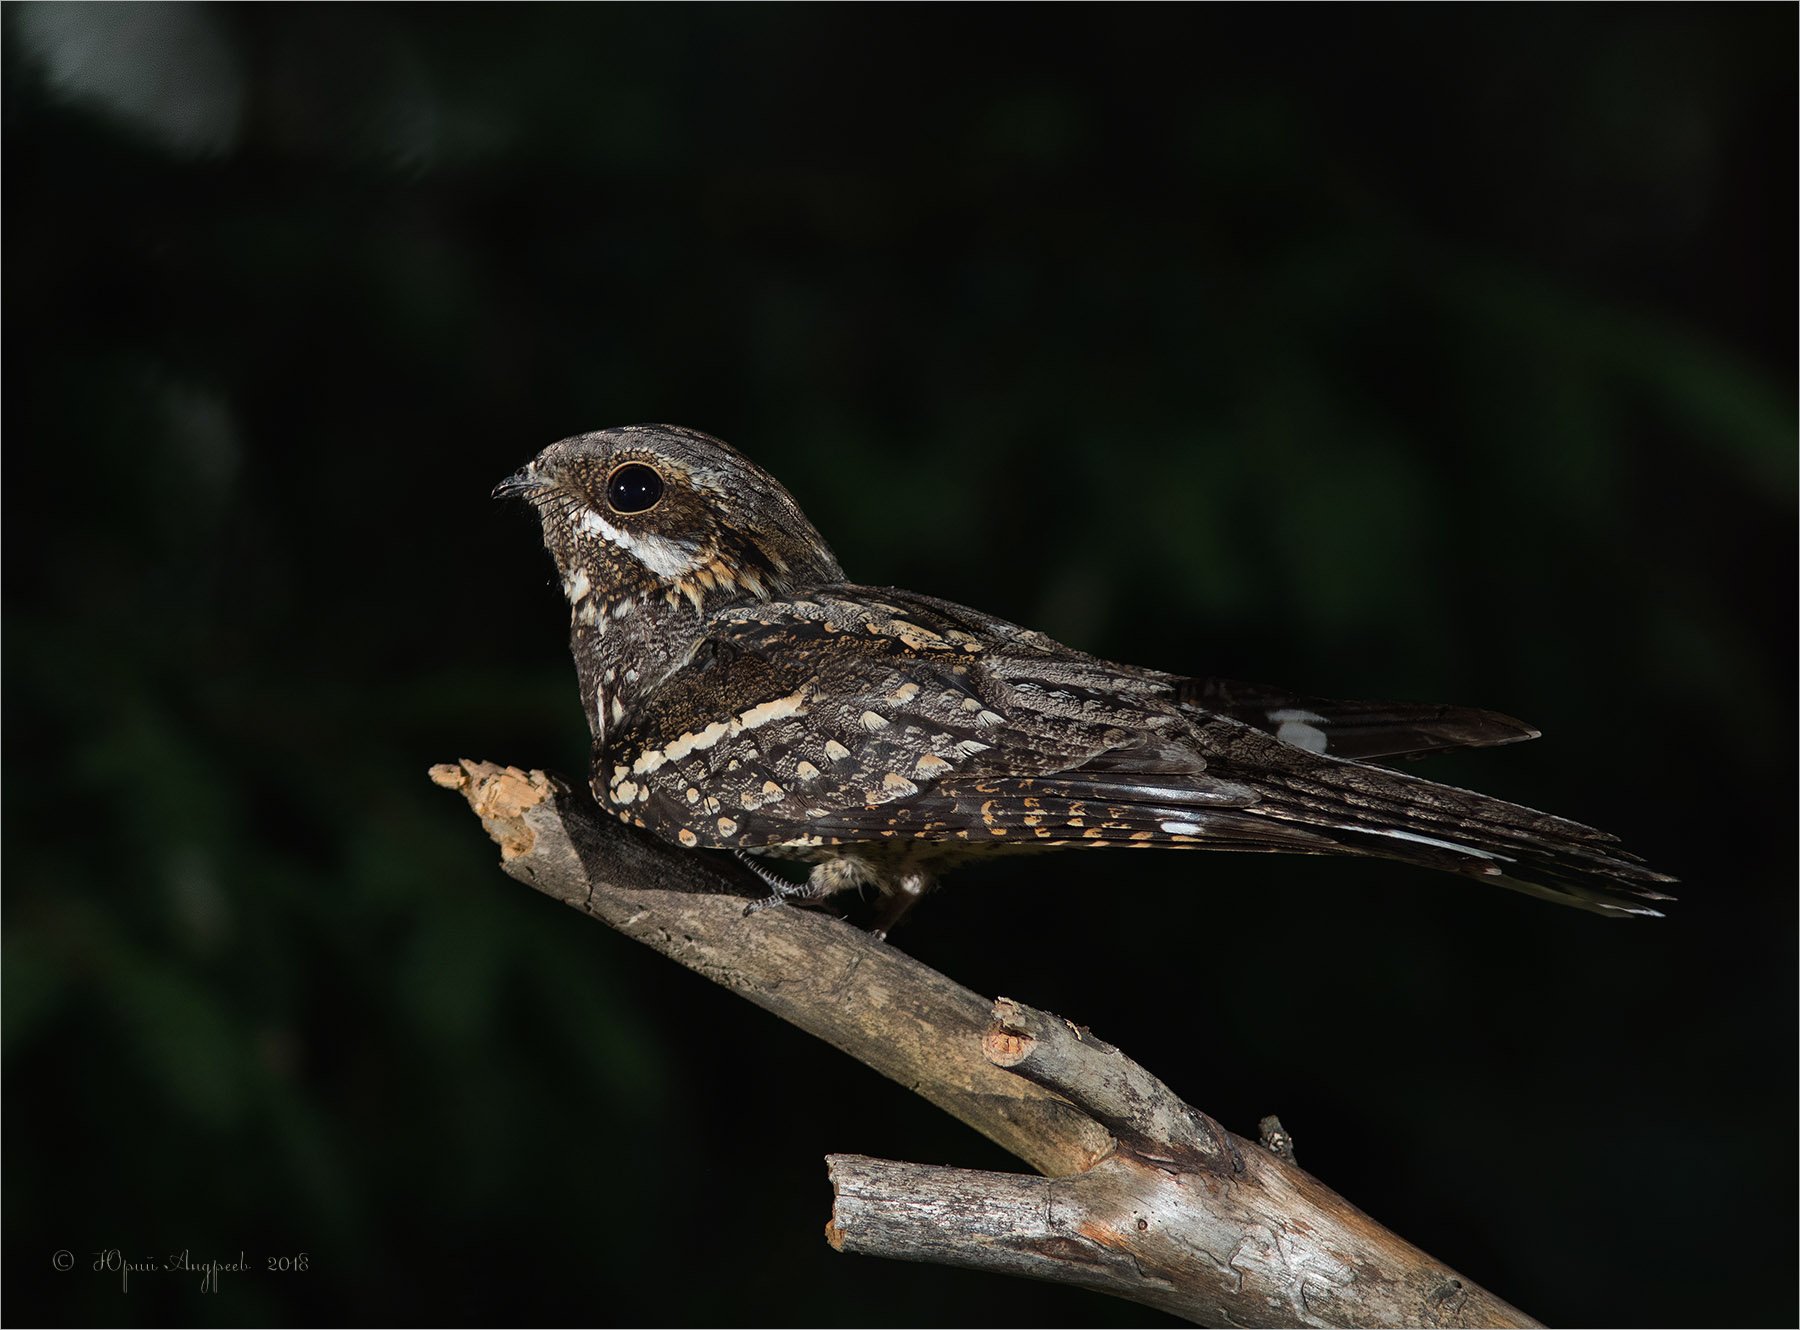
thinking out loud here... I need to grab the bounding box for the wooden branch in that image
[431,759,1540,1329]
[983,996,1238,1170]
[826,1154,1180,1298]
[835,997,1529,1326]
[427,759,1109,1177]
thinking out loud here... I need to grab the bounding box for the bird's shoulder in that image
[706,586,1012,657]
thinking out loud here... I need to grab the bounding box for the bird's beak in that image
[492,465,546,501]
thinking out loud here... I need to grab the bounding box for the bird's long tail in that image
[925,721,1676,917]
[1191,718,1677,916]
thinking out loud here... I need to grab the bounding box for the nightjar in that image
[495,424,1674,933]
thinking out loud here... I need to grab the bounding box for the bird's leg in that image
[867,870,934,942]
[737,851,828,916]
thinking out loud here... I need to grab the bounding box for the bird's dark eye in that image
[605,463,664,514]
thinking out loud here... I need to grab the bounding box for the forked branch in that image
[431,759,1538,1328]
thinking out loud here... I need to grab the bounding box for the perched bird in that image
[495,424,1674,933]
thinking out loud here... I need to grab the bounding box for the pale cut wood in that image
[432,759,1540,1328]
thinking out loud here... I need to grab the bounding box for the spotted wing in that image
[597,591,1252,851]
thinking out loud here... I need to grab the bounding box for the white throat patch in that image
[577,507,703,580]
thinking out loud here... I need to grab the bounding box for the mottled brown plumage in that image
[495,424,1675,931]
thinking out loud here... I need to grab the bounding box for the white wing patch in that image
[1269,707,1329,753]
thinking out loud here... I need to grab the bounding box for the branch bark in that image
[431,759,1539,1328]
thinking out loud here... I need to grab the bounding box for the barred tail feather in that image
[913,758,1674,918]
[1193,721,1676,918]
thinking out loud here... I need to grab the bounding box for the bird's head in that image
[494,425,844,623]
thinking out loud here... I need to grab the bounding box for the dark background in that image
[5,5,1794,1326]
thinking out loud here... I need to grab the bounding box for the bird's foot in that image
[736,850,829,917]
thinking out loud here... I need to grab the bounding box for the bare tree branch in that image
[431,759,1540,1328]
[983,996,1238,1170]
[826,1154,1183,1301]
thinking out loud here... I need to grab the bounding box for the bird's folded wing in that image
[602,593,1240,849]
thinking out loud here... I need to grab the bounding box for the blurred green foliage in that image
[4,5,1793,1326]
